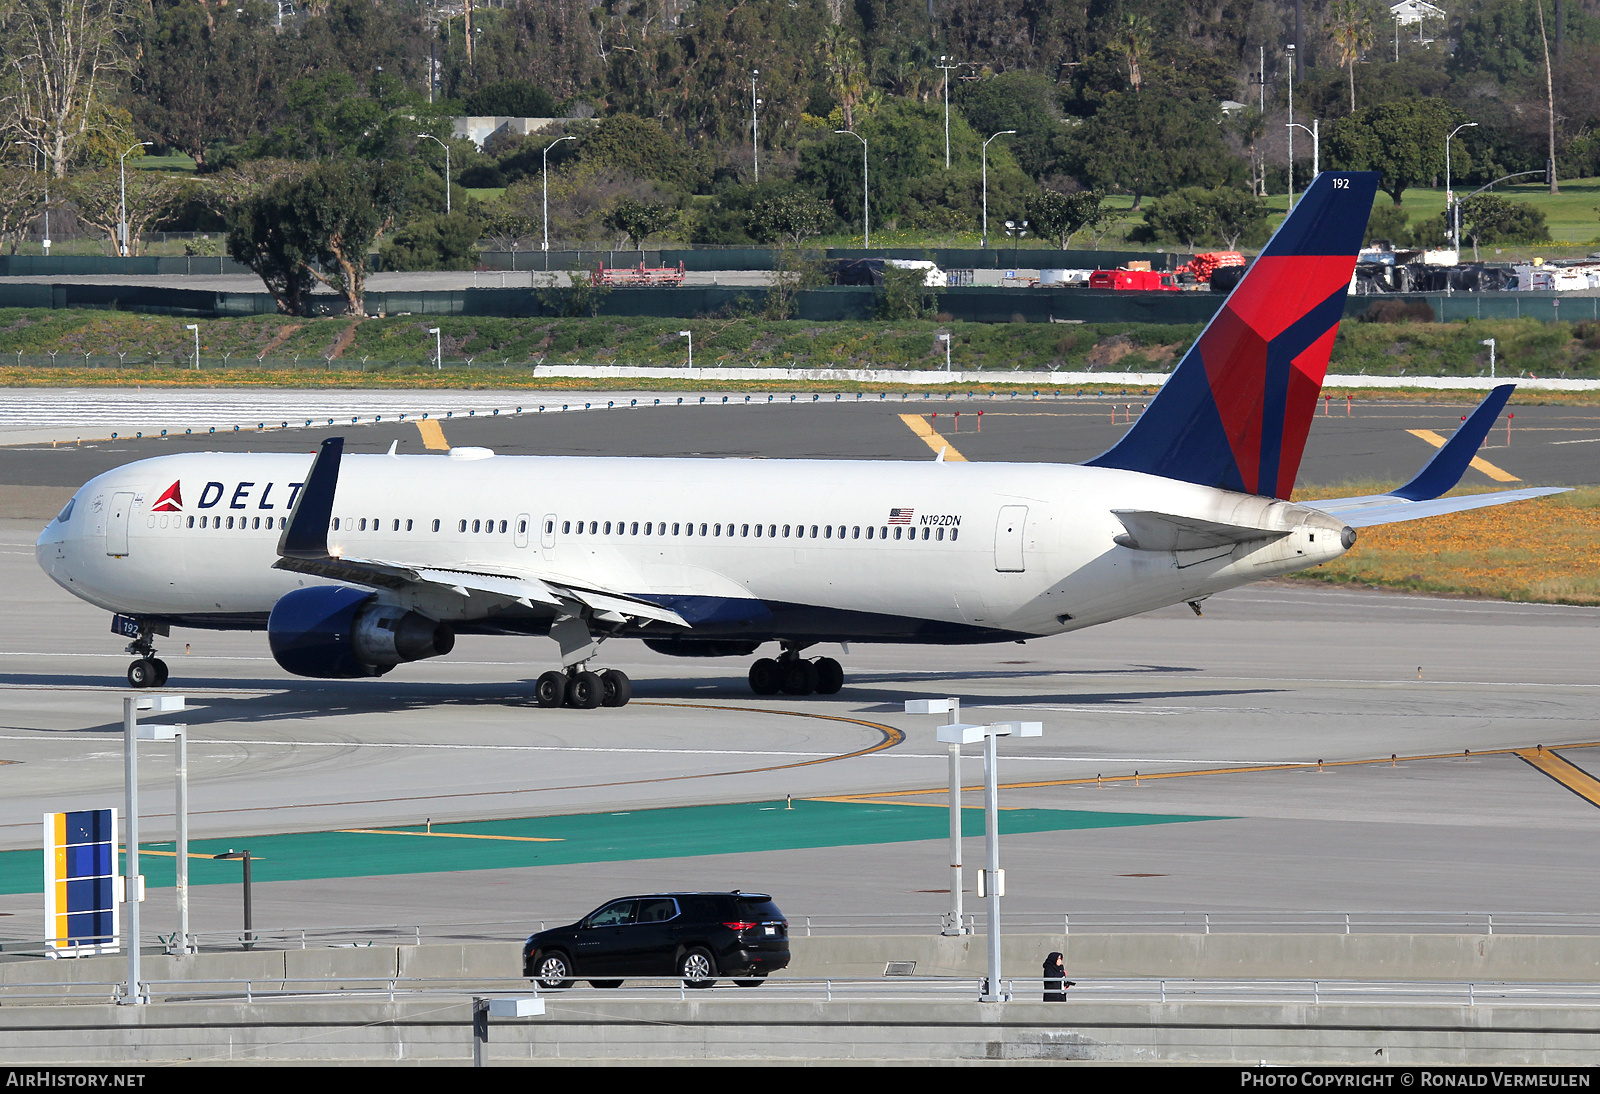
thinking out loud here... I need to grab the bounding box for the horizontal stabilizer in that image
[1112,509,1289,552]
[1312,487,1569,528]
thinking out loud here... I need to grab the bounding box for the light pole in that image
[1482,337,1496,379]
[679,329,693,369]
[938,332,952,372]
[118,141,153,258]
[937,56,961,168]
[428,326,442,369]
[1005,218,1029,266]
[835,130,869,250]
[982,131,1016,248]
[1446,121,1479,253]
[751,69,760,183]
[184,324,199,370]
[1286,44,1296,209]
[542,135,577,264]
[13,141,49,254]
[1286,118,1319,180]
[417,133,451,215]
[134,720,192,955]
[122,694,185,1003]
[934,717,1043,1001]
[905,698,970,934]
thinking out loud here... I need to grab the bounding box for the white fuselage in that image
[36,449,1352,649]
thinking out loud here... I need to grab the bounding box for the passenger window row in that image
[558,519,958,542]
[179,515,288,530]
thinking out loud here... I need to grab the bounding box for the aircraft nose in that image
[35,518,66,574]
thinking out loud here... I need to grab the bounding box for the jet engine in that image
[267,586,455,678]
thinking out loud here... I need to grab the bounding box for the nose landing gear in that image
[124,626,168,689]
[748,647,843,697]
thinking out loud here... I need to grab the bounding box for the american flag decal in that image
[887,508,914,524]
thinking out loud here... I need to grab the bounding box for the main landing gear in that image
[534,666,632,709]
[748,646,843,697]
[125,627,169,689]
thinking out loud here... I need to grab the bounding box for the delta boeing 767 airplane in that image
[34,173,1564,708]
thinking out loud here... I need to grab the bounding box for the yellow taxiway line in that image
[899,414,969,461]
[340,828,562,842]
[1407,428,1520,482]
[1514,747,1600,809]
[415,419,450,450]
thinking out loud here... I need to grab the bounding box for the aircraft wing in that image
[1302,384,1569,528]
[272,438,690,629]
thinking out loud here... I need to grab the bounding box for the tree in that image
[746,191,834,244]
[227,162,406,315]
[1062,91,1243,208]
[64,168,187,255]
[1,0,133,177]
[1325,98,1456,206]
[1459,193,1549,257]
[462,80,556,118]
[1325,0,1376,113]
[1140,187,1269,250]
[1026,189,1104,249]
[0,166,48,254]
[602,198,676,248]
[380,211,482,271]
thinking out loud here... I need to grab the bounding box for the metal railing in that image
[6,974,1600,1008]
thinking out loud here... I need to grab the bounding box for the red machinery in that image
[594,261,687,287]
[1173,251,1245,284]
[1088,268,1180,291]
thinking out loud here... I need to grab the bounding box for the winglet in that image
[277,437,343,559]
[1391,385,1515,502]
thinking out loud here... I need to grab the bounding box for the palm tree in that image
[1113,15,1152,92]
[1326,0,1375,113]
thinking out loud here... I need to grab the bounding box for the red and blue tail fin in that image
[1085,172,1380,498]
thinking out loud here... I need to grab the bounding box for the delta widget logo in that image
[150,481,182,513]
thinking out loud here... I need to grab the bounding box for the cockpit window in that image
[54,498,75,524]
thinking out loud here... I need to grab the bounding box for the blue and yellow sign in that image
[43,809,119,957]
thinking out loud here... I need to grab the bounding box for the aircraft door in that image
[994,505,1028,573]
[514,512,531,548]
[106,492,135,557]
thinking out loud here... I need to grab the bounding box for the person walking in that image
[1043,951,1073,1001]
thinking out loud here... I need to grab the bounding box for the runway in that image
[0,390,1598,945]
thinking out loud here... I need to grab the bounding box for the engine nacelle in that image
[268,586,455,678]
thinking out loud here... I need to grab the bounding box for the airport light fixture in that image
[679,329,693,369]
[428,327,442,369]
[1286,118,1319,181]
[1446,122,1479,252]
[134,720,193,954]
[751,70,760,183]
[213,850,255,951]
[474,996,545,1066]
[1482,337,1496,378]
[184,324,199,370]
[417,133,451,215]
[542,135,577,260]
[937,332,952,372]
[122,694,185,1002]
[835,130,869,250]
[1285,44,1296,209]
[936,56,962,168]
[118,141,153,258]
[13,141,49,253]
[905,698,971,934]
[930,716,1042,1000]
[981,131,1016,248]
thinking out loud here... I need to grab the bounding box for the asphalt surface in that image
[0,388,1594,490]
[0,390,1597,946]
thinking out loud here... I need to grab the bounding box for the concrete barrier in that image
[9,933,1600,989]
[3,996,1600,1064]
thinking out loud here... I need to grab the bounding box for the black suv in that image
[522,891,790,989]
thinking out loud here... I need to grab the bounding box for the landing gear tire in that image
[812,657,843,695]
[535,670,567,708]
[568,670,605,709]
[748,658,782,696]
[127,658,158,689]
[779,658,817,696]
[600,669,632,707]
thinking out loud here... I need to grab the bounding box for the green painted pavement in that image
[0,799,1225,895]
